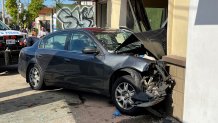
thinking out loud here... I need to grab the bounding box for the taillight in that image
[3,35,17,40]
[0,39,3,47]
[11,35,17,39]
[3,36,9,40]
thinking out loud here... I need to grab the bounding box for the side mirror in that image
[82,47,99,54]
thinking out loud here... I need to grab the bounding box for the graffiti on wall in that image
[57,5,95,29]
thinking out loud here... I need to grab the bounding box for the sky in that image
[0,0,75,12]
[14,0,75,8]
[43,0,75,7]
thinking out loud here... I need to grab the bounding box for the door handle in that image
[37,55,42,58]
[64,58,71,63]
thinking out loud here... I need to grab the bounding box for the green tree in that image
[19,9,30,28]
[5,0,18,22]
[28,0,44,21]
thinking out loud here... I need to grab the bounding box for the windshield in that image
[94,30,132,52]
[0,21,10,30]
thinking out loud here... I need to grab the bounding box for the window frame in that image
[38,31,71,51]
[38,30,106,55]
[67,30,104,55]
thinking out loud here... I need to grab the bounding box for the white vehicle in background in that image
[0,21,27,66]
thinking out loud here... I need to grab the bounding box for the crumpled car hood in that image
[115,28,167,60]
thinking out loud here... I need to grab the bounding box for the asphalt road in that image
[0,65,178,123]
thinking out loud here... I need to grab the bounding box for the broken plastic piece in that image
[113,109,121,117]
[132,92,151,102]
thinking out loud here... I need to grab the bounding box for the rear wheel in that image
[112,75,141,115]
[27,64,45,90]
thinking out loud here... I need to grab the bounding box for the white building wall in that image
[184,0,218,122]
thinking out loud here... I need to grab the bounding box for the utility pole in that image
[2,0,5,23]
[18,0,22,25]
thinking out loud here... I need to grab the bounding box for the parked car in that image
[0,20,27,66]
[18,28,173,115]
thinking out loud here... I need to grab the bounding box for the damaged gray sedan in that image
[18,28,173,115]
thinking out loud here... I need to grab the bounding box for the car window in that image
[118,41,142,52]
[0,21,10,30]
[39,32,69,50]
[68,32,96,53]
[95,33,115,44]
[94,31,132,52]
[115,33,125,44]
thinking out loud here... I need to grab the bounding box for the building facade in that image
[35,7,54,33]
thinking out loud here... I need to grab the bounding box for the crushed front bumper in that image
[132,79,173,107]
[132,62,174,107]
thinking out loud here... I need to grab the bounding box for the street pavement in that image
[0,65,178,123]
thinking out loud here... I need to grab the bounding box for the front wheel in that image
[112,75,141,115]
[27,64,45,90]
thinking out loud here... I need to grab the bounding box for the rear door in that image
[36,31,71,84]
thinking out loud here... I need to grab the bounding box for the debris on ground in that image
[113,109,122,117]
[0,71,8,75]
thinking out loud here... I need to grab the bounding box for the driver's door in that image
[64,31,105,91]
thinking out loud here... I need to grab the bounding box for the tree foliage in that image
[19,10,30,28]
[28,0,44,21]
[5,0,18,22]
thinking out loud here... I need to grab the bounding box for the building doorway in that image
[126,0,168,32]
[96,2,107,27]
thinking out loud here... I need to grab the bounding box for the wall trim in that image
[162,55,186,68]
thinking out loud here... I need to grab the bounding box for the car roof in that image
[59,27,119,33]
[82,28,118,32]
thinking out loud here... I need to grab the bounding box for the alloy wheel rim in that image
[29,67,40,87]
[115,82,136,110]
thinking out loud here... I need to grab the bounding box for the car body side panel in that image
[18,49,28,78]
[103,54,154,74]
[51,51,106,91]
[100,54,154,93]
[39,49,71,84]
[18,42,39,79]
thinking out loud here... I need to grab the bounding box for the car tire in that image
[27,64,45,90]
[112,75,141,115]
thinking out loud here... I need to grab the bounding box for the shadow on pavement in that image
[0,87,31,98]
[117,115,159,123]
[117,115,181,123]
[0,88,82,115]
[0,64,19,76]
